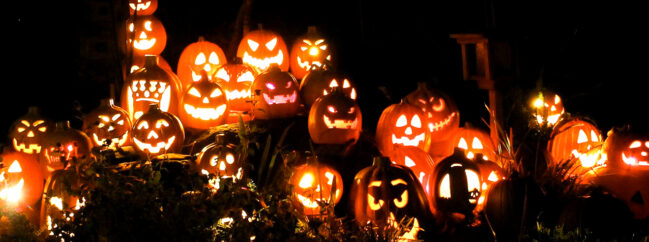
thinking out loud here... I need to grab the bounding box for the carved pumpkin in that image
[351,156,430,240]
[308,87,361,144]
[132,104,185,156]
[237,28,289,72]
[196,135,242,181]
[177,37,227,89]
[405,83,459,143]
[385,145,435,196]
[41,121,93,174]
[0,152,44,210]
[124,15,167,56]
[429,149,482,217]
[300,66,357,109]
[454,124,496,161]
[289,26,332,80]
[83,99,132,149]
[530,90,565,127]
[9,107,51,155]
[290,158,343,216]
[40,170,84,234]
[129,0,157,15]
[121,55,182,121]
[472,154,504,212]
[375,100,429,156]
[548,117,603,168]
[213,63,258,122]
[178,72,229,130]
[250,65,300,119]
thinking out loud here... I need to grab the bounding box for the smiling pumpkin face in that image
[178,73,229,130]
[308,87,361,144]
[128,0,158,15]
[132,104,185,156]
[376,100,429,155]
[237,29,288,72]
[41,122,93,174]
[176,37,227,89]
[406,83,459,143]
[289,26,332,80]
[125,15,166,56]
[454,125,496,161]
[548,118,604,168]
[9,107,51,155]
[83,99,132,149]
[0,152,44,210]
[250,65,300,119]
[530,90,565,127]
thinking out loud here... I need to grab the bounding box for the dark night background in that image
[3,0,648,144]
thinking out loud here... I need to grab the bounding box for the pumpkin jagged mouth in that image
[296,56,324,70]
[129,1,151,11]
[242,50,284,71]
[323,115,357,129]
[133,136,176,154]
[133,37,156,50]
[262,91,296,105]
[12,139,41,154]
[428,112,456,133]
[392,133,425,147]
[92,132,129,148]
[225,89,251,101]
[184,104,227,121]
[622,152,649,166]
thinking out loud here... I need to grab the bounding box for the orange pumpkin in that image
[530,90,565,127]
[196,138,242,181]
[40,170,84,233]
[213,63,258,123]
[548,117,603,168]
[385,145,435,196]
[132,104,185,156]
[176,37,227,89]
[83,99,132,149]
[405,83,459,143]
[41,121,93,175]
[237,28,289,72]
[121,55,182,121]
[376,99,430,156]
[299,66,356,109]
[128,0,158,15]
[250,65,301,119]
[290,158,343,216]
[454,124,496,161]
[178,72,229,130]
[308,87,361,144]
[473,154,504,212]
[9,107,52,155]
[0,152,44,211]
[123,15,167,57]
[289,26,332,80]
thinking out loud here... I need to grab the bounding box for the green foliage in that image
[0,208,40,242]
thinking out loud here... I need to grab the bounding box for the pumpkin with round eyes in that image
[0,152,44,212]
[129,0,157,15]
[40,170,85,234]
[290,157,343,216]
[237,28,289,72]
[196,136,242,183]
[177,37,227,89]
[132,104,185,156]
[289,26,332,80]
[9,107,52,155]
[213,63,258,122]
[548,117,603,168]
[405,83,459,143]
[385,145,435,196]
[376,99,430,156]
[178,72,229,130]
[121,55,182,121]
[83,99,132,149]
[300,66,357,109]
[308,87,361,144]
[428,149,482,217]
[530,90,565,127]
[250,65,301,119]
[454,124,496,161]
[123,15,166,56]
[351,156,430,240]
[41,121,93,175]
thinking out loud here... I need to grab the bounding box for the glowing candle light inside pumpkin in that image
[0,161,25,204]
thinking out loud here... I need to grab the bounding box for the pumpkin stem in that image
[372,156,391,169]
[148,103,161,113]
[26,106,41,116]
[307,26,317,34]
[144,55,158,67]
[198,36,205,42]
[55,121,71,130]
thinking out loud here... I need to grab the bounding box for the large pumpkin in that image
[250,65,301,119]
[290,158,343,216]
[375,99,429,156]
[9,107,52,155]
[351,156,430,240]
[178,72,229,130]
[308,87,361,144]
[237,28,289,72]
[405,83,459,143]
[454,124,496,161]
[213,63,258,123]
[385,145,435,196]
[128,0,158,15]
[132,104,185,156]
[83,99,132,149]
[41,121,93,174]
[548,117,603,168]
[299,66,356,109]
[0,152,44,211]
[124,15,167,56]
[176,37,227,89]
[121,55,182,121]
[428,149,482,217]
[289,26,332,80]
[530,90,565,127]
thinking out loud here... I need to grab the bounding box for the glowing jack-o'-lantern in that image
[124,15,167,56]
[548,117,603,168]
[129,0,158,15]
[177,37,227,89]
[213,63,258,122]
[121,55,181,121]
[351,156,430,240]
[300,66,357,109]
[454,124,496,161]
[385,145,435,196]
[290,158,343,216]
[40,170,85,234]
[196,136,242,182]
[178,72,229,130]
[530,90,565,127]
[376,100,430,155]
[0,152,44,210]
[237,28,289,72]
[405,83,459,143]
[41,121,93,174]
[472,154,504,212]
[289,26,332,80]
[9,107,51,155]
[429,149,482,217]
[83,99,132,149]
[132,104,185,156]
[250,65,301,119]
[308,87,361,144]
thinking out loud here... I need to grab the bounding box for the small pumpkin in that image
[308,87,361,144]
[375,99,429,155]
[405,83,459,143]
[176,37,227,89]
[41,121,93,174]
[178,72,229,130]
[300,66,356,109]
[530,90,565,127]
[124,15,167,56]
[250,65,301,119]
[213,63,258,123]
[83,98,132,149]
[290,157,343,216]
[132,104,185,156]
[548,117,603,168]
[196,134,242,181]
[289,26,332,80]
[128,0,158,15]
[237,28,289,72]
[0,152,44,210]
[9,107,52,155]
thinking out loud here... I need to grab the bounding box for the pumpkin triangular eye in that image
[343,79,350,88]
[577,130,588,144]
[350,88,357,100]
[411,115,421,128]
[215,68,230,82]
[33,120,45,126]
[396,115,408,127]
[210,89,223,97]
[21,120,30,127]
[315,39,325,45]
[265,38,277,51]
[404,156,416,167]
[208,52,220,65]
[630,140,642,148]
[247,39,259,51]
[302,39,312,45]
[329,79,338,88]
[554,95,561,104]
[112,114,122,121]
[458,138,468,150]
[188,87,202,97]
[195,53,206,65]
[590,130,599,142]
[472,137,483,149]
[156,120,170,128]
[8,160,22,173]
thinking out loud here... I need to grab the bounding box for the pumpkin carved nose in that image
[203,97,209,104]
[27,131,35,137]
[147,130,159,139]
[405,127,412,135]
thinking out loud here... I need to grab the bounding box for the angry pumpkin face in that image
[9,107,51,155]
[406,83,459,142]
[83,99,132,149]
[125,15,166,56]
[300,67,357,108]
[213,63,257,122]
[289,26,332,80]
[250,65,300,119]
[308,87,361,144]
[132,104,185,156]
[237,29,289,72]
[178,72,229,130]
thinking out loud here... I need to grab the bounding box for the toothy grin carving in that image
[622,152,649,166]
[263,91,296,105]
[129,1,151,11]
[225,89,251,100]
[133,136,176,154]
[92,132,129,148]
[323,116,358,129]
[296,56,325,70]
[392,133,425,147]
[184,104,227,121]
[12,139,41,154]
[428,112,456,133]
[242,50,284,71]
